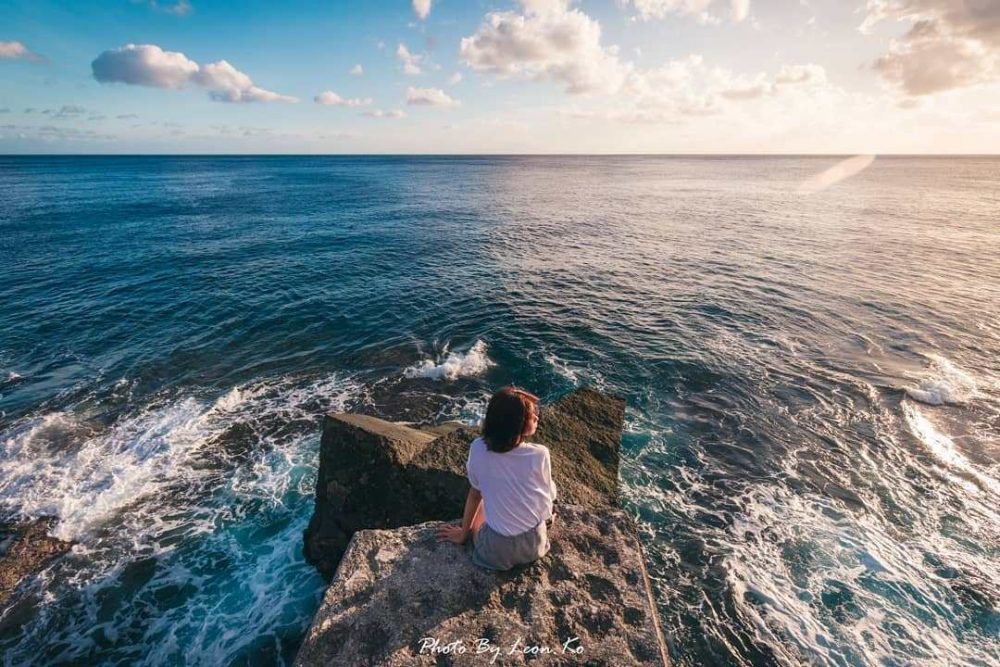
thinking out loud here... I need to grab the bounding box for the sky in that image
[1,0,998,154]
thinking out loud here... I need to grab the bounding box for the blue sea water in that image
[0,155,997,666]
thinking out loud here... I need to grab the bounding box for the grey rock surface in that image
[296,504,669,666]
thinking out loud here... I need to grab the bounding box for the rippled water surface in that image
[1,156,998,666]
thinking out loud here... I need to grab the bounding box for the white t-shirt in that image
[466,436,557,537]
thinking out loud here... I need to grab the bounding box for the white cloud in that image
[0,40,45,62]
[587,55,839,123]
[145,0,192,16]
[862,0,999,95]
[460,0,833,121]
[92,44,198,88]
[195,60,292,103]
[620,0,750,23]
[448,72,463,85]
[624,0,710,21]
[413,0,432,21]
[91,44,297,103]
[773,63,826,86]
[406,86,461,107]
[314,90,372,106]
[459,0,628,94]
[730,0,750,22]
[397,43,423,75]
[362,109,407,119]
[350,63,364,76]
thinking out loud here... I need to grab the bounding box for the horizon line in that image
[2,152,999,158]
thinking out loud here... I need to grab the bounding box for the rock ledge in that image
[296,505,668,666]
[299,388,669,665]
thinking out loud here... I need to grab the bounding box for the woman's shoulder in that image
[521,441,550,457]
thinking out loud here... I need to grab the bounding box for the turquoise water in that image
[0,156,997,665]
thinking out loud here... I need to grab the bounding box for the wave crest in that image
[0,373,360,540]
[905,355,980,406]
[402,339,495,381]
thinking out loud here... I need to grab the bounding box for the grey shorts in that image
[471,519,551,571]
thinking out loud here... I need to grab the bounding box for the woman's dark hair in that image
[481,386,539,453]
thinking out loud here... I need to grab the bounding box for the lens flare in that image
[798,155,876,194]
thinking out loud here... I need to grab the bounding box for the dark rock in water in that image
[303,388,625,580]
[534,387,625,508]
[295,505,669,666]
[0,517,73,609]
[303,414,443,579]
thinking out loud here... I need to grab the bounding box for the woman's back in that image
[436,385,555,572]
[466,435,557,537]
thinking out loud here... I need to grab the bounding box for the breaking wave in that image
[905,355,981,406]
[902,401,1000,496]
[402,339,495,381]
[0,372,362,665]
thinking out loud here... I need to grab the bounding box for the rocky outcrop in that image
[303,388,626,580]
[295,505,669,666]
[0,517,72,609]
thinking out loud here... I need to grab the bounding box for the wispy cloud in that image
[91,44,297,103]
[142,0,193,17]
[52,104,86,118]
[621,0,751,23]
[397,43,423,76]
[362,109,406,119]
[412,0,432,21]
[314,90,372,106]
[3,124,116,142]
[406,86,460,108]
[0,40,46,63]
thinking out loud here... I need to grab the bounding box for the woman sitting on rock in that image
[435,386,557,571]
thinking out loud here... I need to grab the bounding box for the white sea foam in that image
[544,353,579,384]
[0,371,362,664]
[0,373,360,541]
[211,385,254,412]
[0,400,214,541]
[721,485,989,667]
[425,389,493,428]
[620,411,1000,667]
[904,355,980,406]
[402,339,494,380]
[902,401,999,496]
[540,350,609,391]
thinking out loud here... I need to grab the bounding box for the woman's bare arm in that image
[436,486,482,544]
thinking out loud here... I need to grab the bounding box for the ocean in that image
[0,155,997,666]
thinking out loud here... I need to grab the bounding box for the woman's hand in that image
[435,523,468,544]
